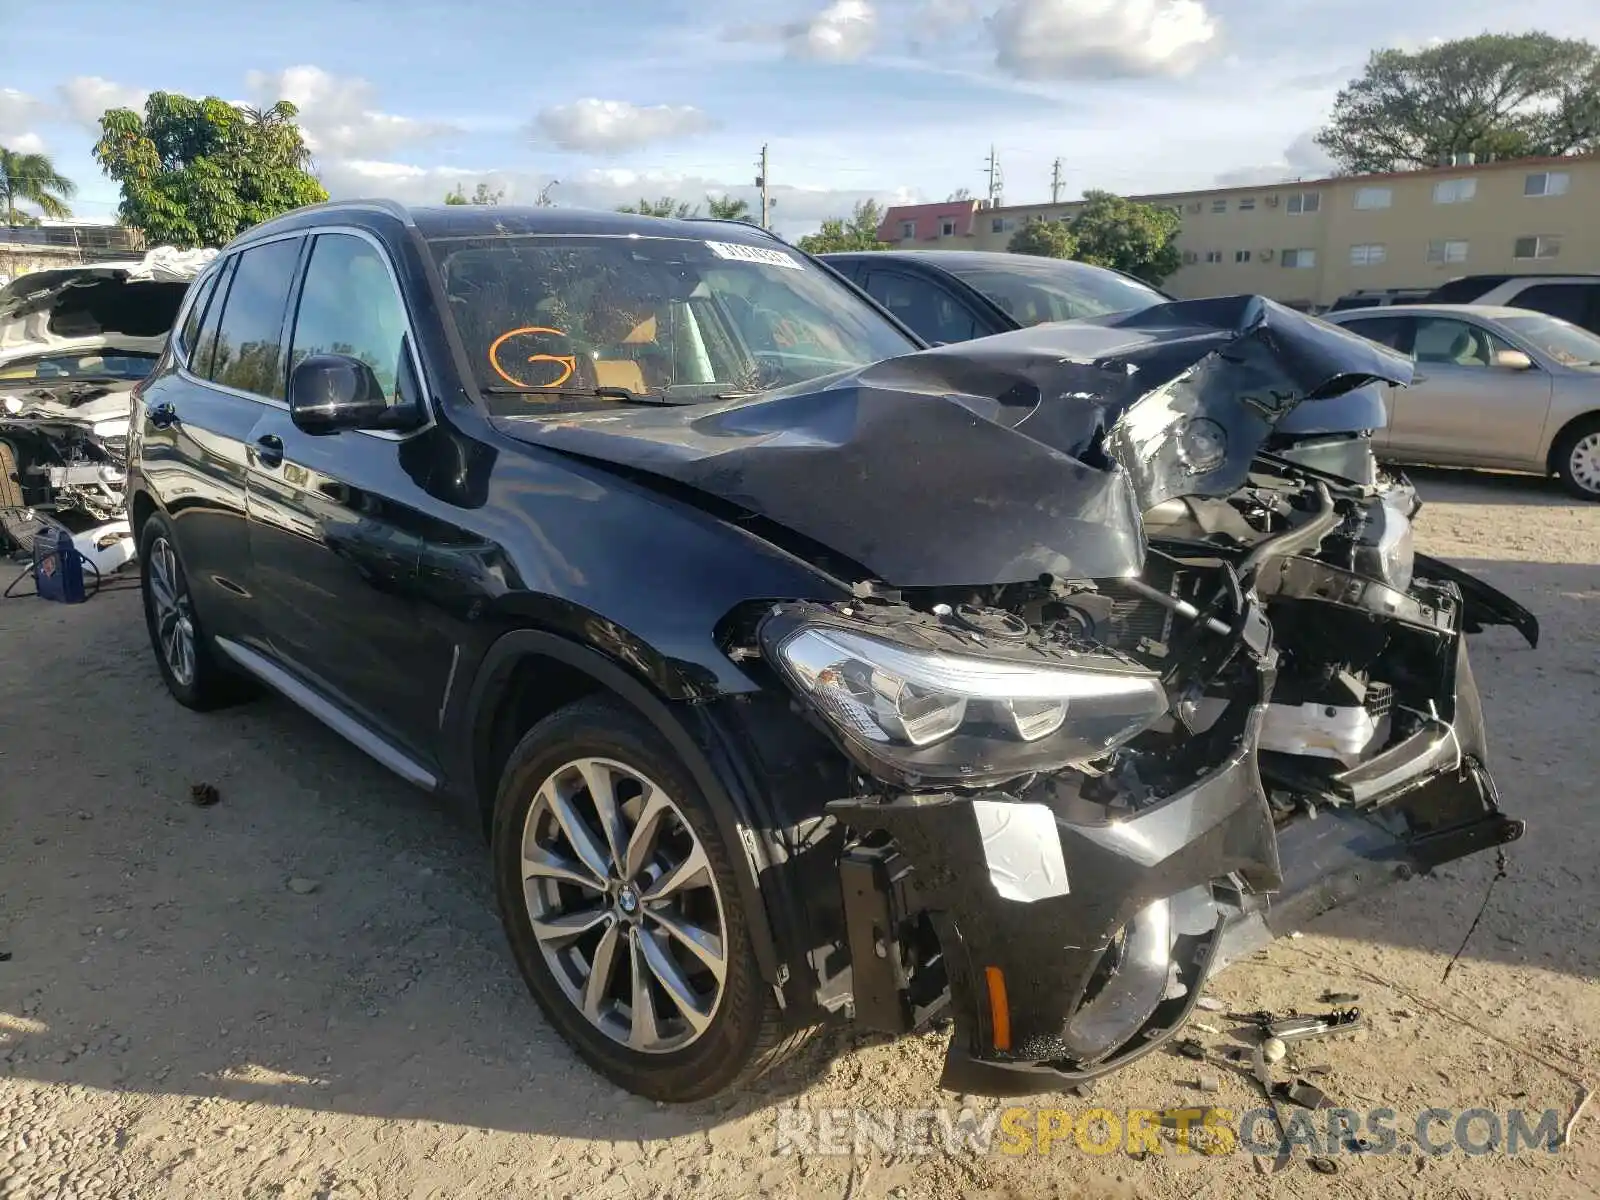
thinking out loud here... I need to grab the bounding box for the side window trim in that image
[284,227,433,440]
[190,256,238,381]
[175,266,220,362]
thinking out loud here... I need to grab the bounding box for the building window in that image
[940,219,956,236]
[900,220,915,239]
[1354,187,1392,210]
[1432,178,1477,204]
[1525,171,1570,197]
[1238,197,1256,211]
[1204,250,1224,263]
[1350,243,1386,266]
[992,217,1004,233]
[1286,192,1321,214]
[1235,250,1252,264]
[1513,235,1562,260]
[1427,239,1470,264]
[1211,198,1228,213]
[1281,248,1317,268]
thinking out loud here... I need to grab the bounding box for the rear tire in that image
[1553,416,1600,500]
[138,513,256,710]
[491,694,811,1101]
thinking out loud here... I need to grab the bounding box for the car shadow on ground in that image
[1403,464,1593,508]
[1,553,1596,1139]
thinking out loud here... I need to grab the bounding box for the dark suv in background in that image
[127,201,1526,1103]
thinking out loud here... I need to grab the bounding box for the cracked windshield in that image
[429,233,916,412]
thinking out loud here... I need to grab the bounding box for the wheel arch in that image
[460,628,789,990]
[1545,409,1600,476]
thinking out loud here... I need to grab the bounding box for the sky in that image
[4,0,1600,237]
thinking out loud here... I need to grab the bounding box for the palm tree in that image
[0,147,78,226]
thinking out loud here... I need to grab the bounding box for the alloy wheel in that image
[1569,432,1600,496]
[520,756,728,1053]
[147,536,197,687]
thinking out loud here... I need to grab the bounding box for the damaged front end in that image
[745,299,1528,1095]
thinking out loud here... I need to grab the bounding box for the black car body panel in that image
[498,296,1412,587]
[124,202,1528,1101]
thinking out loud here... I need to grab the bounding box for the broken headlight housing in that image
[762,619,1168,788]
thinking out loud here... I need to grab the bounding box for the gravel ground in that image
[2,468,1598,1200]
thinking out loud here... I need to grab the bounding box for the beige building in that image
[877,153,1600,309]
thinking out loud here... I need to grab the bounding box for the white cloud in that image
[789,0,878,61]
[6,132,46,154]
[317,158,917,238]
[534,99,714,153]
[989,0,1219,79]
[57,76,149,128]
[0,88,47,150]
[1214,129,1336,187]
[245,66,456,158]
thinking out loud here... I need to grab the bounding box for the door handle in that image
[254,433,285,469]
[148,401,178,429]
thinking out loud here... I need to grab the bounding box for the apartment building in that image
[876,153,1600,309]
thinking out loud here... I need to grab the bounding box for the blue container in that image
[32,525,87,603]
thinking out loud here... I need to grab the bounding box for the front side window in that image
[865,271,978,344]
[937,256,1165,326]
[428,234,917,413]
[1339,316,1411,351]
[0,349,160,383]
[1412,317,1513,368]
[205,238,303,399]
[290,233,412,403]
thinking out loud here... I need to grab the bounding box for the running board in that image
[214,637,438,791]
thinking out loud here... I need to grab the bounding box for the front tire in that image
[1554,416,1600,500]
[491,695,809,1101]
[138,513,255,710]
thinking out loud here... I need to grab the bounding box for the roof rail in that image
[680,216,791,246]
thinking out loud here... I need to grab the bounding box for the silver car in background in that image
[1323,303,1600,499]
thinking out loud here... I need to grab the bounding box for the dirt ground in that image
[2,468,1598,1200]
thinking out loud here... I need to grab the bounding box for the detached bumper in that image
[831,637,1521,1097]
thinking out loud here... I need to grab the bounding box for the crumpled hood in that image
[0,246,215,364]
[494,295,1413,588]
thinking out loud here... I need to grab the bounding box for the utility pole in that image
[985,145,1004,207]
[756,144,771,229]
[1050,158,1064,204]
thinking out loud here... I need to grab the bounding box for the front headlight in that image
[1356,488,1415,593]
[765,620,1168,787]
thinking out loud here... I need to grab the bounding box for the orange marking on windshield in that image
[489,326,577,389]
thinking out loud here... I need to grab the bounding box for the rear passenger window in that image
[177,269,220,361]
[205,238,303,399]
[864,271,978,344]
[289,233,411,403]
[1513,284,1600,333]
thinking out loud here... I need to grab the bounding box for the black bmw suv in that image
[128,201,1528,1103]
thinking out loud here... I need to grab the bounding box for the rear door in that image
[135,239,302,645]
[243,229,440,761]
[1393,315,1553,466]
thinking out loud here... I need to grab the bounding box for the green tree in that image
[93,92,327,247]
[1067,190,1182,285]
[0,147,77,226]
[706,194,753,221]
[617,196,698,218]
[1007,217,1076,258]
[1316,33,1600,174]
[796,200,889,253]
[445,181,505,205]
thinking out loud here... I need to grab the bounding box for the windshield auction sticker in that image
[704,241,803,269]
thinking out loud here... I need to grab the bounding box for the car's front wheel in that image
[1554,416,1600,500]
[491,695,811,1102]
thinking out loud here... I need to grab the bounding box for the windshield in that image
[1500,314,1600,368]
[428,234,918,411]
[937,258,1166,326]
[0,349,159,384]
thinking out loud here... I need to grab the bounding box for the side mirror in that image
[1495,349,1535,371]
[288,354,393,435]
